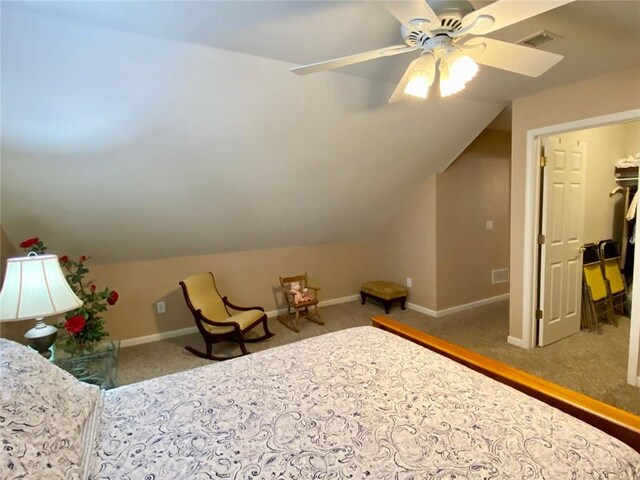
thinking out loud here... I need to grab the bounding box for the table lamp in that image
[0,252,83,358]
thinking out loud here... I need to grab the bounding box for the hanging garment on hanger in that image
[625,220,635,284]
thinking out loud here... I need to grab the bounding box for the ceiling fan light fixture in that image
[449,55,479,84]
[404,71,432,99]
[294,0,575,104]
[439,64,466,97]
[403,53,435,99]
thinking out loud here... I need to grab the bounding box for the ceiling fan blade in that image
[461,0,575,35]
[291,45,419,76]
[462,37,563,77]
[382,0,440,32]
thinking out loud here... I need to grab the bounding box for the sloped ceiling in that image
[2,1,638,263]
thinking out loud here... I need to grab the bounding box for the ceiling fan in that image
[291,0,574,103]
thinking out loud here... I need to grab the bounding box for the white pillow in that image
[0,338,100,479]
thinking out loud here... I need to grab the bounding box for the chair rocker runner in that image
[179,272,273,361]
[279,272,323,332]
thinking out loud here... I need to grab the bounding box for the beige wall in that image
[510,65,640,341]
[371,176,438,310]
[371,129,511,312]
[627,121,640,154]
[1,225,17,280]
[436,129,511,309]
[89,242,374,340]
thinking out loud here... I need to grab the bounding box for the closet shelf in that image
[615,166,638,187]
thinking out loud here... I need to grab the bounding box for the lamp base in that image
[24,318,57,359]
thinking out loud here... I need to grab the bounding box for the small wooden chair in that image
[279,273,323,332]
[179,272,273,360]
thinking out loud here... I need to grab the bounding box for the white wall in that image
[1,7,503,265]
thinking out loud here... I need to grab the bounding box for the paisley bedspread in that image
[88,326,639,479]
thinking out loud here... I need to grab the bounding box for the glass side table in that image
[52,339,120,390]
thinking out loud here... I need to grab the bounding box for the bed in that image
[2,317,639,479]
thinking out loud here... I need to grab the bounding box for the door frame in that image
[521,108,640,385]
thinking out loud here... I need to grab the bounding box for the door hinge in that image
[535,309,543,320]
[539,155,547,168]
[537,234,545,245]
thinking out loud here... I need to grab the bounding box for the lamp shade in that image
[0,254,83,321]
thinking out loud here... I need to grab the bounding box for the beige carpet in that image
[117,299,640,415]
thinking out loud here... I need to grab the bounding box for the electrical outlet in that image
[156,301,166,314]
[486,220,494,230]
[406,277,412,288]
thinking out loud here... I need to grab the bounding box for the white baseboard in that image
[265,308,282,319]
[406,302,438,317]
[635,376,640,388]
[120,326,198,348]
[436,293,510,317]
[265,294,360,319]
[507,335,529,349]
[320,294,361,307]
[407,293,509,319]
[120,294,509,348]
[121,295,361,348]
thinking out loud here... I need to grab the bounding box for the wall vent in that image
[492,268,510,284]
[517,30,562,48]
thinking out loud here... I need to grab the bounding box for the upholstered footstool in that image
[360,281,408,314]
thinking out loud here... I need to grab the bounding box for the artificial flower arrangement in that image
[20,237,118,350]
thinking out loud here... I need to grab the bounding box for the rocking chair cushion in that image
[183,275,230,322]
[202,309,265,334]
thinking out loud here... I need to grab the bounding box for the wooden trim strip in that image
[371,315,640,452]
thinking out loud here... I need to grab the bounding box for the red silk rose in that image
[107,291,119,305]
[20,237,39,248]
[59,255,69,263]
[79,255,88,262]
[90,284,96,292]
[65,315,86,335]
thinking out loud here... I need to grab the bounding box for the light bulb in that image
[402,53,435,100]
[404,72,431,99]
[449,55,478,85]
[439,65,466,97]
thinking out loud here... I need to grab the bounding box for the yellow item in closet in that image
[583,263,608,301]
[603,260,625,294]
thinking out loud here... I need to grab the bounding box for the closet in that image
[614,162,638,282]
[537,120,640,345]
[579,138,639,333]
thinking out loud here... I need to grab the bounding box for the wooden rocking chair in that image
[279,272,324,332]
[179,272,273,361]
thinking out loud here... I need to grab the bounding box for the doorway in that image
[522,109,640,385]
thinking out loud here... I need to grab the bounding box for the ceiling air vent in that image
[517,30,562,48]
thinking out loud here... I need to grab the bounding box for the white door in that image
[538,135,588,346]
